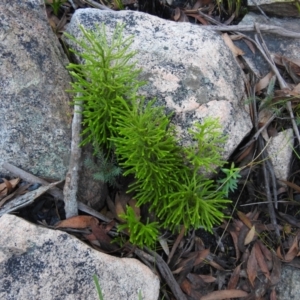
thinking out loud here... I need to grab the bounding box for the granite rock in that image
[0,0,72,180]
[0,214,160,300]
[65,9,252,160]
[0,0,106,211]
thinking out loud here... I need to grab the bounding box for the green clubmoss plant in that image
[84,149,122,187]
[65,24,145,149]
[184,118,227,174]
[66,24,236,248]
[110,97,185,209]
[217,162,241,197]
[118,206,160,248]
[45,0,67,16]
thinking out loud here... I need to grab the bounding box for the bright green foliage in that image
[93,275,104,300]
[45,0,67,16]
[65,24,145,148]
[184,118,227,173]
[159,170,231,232]
[66,24,235,247]
[110,98,184,208]
[118,206,160,248]
[84,149,122,187]
[217,163,241,197]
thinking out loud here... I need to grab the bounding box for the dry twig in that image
[2,162,111,223]
[63,99,82,218]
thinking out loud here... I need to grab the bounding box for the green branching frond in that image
[110,98,185,208]
[184,118,227,173]
[159,170,231,232]
[65,24,145,148]
[118,206,159,249]
[217,162,241,197]
[84,149,122,187]
[66,23,234,248]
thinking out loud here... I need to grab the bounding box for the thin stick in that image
[258,136,281,241]
[254,25,300,146]
[2,162,111,223]
[184,11,300,39]
[144,247,188,300]
[63,98,82,218]
[2,162,64,199]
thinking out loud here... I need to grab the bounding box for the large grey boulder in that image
[0,0,107,210]
[0,214,160,300]
[0,0,72,179]
[65,9,252,160]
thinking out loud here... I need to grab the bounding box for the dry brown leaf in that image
[222,33,245,57]
[257,240,273,262]
[186,273,206,288]
[278,211,300,228]
[0,183,31,208]
[244,225,256,245]
[115,191,130,217]
[56,215,98,229]
[200,289,248,300]
[238,226,249,252]
[194,248,210,266]
[192,0,203,9]
[229,229,240,261]
[234,141,255,163]
[273,54,300,83]
[255,72,274,93]
[158,236,170,256]
[90,223,119,252]
[258,108,273,129]
[228,263,241,289]
[104,220,116,233]
[172,266,184,275]
[270,287,277,300]
[173,7,181,21]
[185,13,209,25]
[168,225,185,264]
[247,246,258,287]
[254,242,270,279]
[293,83,300,94]
[180,279,192,296]
[270,253,281,286]
[198,274,216,283]
[128,198,140,218]
[237,211,252,229]
[279,180,300,193]
[230,34,243,41]
[0,178,20,198]
[284,236,298,262]
[208,259,225,271]
[173,7,189,22]
[243,38,256,54]
[276,245,284,260]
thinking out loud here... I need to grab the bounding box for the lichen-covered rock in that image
[0,214,160,300]
[0,0,72,179]
[65,9,252,159]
